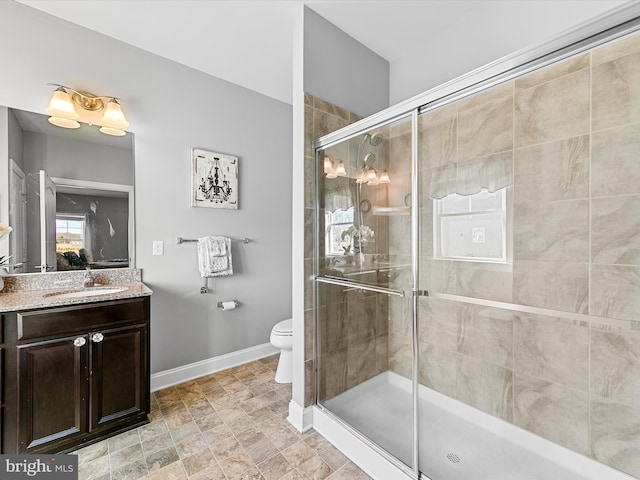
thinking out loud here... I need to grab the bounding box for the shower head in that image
[363,152,376,167]
[369,132,383,146]
[359,132,384,151]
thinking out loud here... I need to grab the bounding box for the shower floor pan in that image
[322,372,634,480]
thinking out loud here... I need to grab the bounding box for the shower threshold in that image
[321,372,634,480]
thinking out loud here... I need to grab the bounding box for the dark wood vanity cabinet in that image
[1,296,150,454]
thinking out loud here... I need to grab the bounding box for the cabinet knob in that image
[73,337,86,347]
[91,333,104,343]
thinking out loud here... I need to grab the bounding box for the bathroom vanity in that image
[0,272,152,454]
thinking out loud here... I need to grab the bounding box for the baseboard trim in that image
[287,400,314,433]
[150,343,279,391]
[313,406,414,480]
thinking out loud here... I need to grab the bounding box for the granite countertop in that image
[0,282,153,313]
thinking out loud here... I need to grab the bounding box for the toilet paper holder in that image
[217,300,239,310]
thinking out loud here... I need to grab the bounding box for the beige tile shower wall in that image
[304,94,390,407]
[386,30,640,478]
[588,32,640,477]
[317,282,390,401]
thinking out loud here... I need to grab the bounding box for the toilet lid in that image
[273,319,293,335]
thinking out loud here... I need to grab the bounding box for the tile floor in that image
[72,355,371,480]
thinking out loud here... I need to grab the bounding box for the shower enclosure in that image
[313,12,640,480]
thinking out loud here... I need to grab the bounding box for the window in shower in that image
[325,206,355,255]
[434,187,506,262]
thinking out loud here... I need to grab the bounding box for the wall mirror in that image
[3,107,134,274]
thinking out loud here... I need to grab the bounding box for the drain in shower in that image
[445,452,462,464]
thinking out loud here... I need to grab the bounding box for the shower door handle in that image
[315,276,405,297]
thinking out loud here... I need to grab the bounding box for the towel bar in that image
[177,236,250,244]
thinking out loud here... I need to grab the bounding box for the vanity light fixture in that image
[324,156,335,178]
[356,153,391,186]
[378,170,391,184]
[45,84,130,136]
[323,156,346,179]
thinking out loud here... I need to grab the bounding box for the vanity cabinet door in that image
[17,335,88,453]
[89,323,148,432]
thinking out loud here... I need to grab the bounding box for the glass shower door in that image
[315,115,418,475]
[414,75,523,479]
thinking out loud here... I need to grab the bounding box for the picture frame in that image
[191,148,238,209]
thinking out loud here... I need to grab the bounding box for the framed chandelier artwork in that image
[191,148,239,209]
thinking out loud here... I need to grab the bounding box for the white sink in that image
[45,287,128,299]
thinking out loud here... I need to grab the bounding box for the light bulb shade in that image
[356,171,366,183]
[48,116,80,129]
[366,169,378,182]
[334,161,347,177]
[378,171,391,184]
[323,156,334,174]
[99,126,126,136]
[46,88,80,120]
[100,98,129,130]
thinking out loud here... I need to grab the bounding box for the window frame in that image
[55,213,87,255]
[324,206,355,256]
[433,188,507,263]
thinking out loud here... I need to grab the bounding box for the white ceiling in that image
[15,0,629,105]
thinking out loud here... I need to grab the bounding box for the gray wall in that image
[0,1,292,374]
[2,108,23,264]
[22,130,133,185]
[7,109,23,171]
[0,108,8,250]
[304,7,389,117]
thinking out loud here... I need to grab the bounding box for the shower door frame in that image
[314,110,419,478]
[312,4,640,480]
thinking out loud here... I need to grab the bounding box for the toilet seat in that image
[272,319,293,336]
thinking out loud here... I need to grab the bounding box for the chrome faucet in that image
[83,268,95,288]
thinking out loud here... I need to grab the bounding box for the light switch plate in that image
[152,241,164,256]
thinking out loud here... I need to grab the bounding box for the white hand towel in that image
[209,237,227,256]
[197,236,233,277]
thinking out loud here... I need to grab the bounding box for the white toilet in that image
[270,319,293,384]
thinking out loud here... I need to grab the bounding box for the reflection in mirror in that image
[321,128,392,261]
[4,107,134,274]
[318,117,415,290]
[324,176,355,256]
[53,178,133,271]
